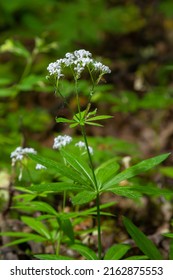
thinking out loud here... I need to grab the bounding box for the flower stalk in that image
[47,49,111,259]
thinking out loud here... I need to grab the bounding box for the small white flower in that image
[47,49,111,81]
[93,61,111,74]
[35,163,47,170]
[75,141,86,149]
[74,49,92,59]
[53,135,72,149]
[10,146,37,166]
[47,59,65,79]
[10,146,37,181]
[75,141,93,155]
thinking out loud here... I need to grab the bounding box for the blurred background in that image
[1,0,173,184]
[1,0,173,162]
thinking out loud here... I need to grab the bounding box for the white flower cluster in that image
[47,49,111,80]
[10,147,37,166]
[75,141,93,155]
[35,163,47,170]
[53,135,72,149]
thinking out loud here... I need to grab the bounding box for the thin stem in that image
[87,66,96,103]
[80,124,102,259]
[80,125,97,189]
[96,193,102,260]
[75,78,81,119]
[75,77,102,259]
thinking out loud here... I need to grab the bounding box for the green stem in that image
[75,78,81,119]
[81,125,102,259]
[75,78,102,259]
[87,66,96,103]
[96,193,102,260]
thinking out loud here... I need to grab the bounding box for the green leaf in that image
[123,216,163,260]
[16,201,58,215]
[29,153,88,186]
[70,244,98,260]
[0,232,46,248]
[21,216,51,239]
[14,194,37,202]
[95,158,120,187]
[160,167,173,178]
[0,232,46,241]
[105,186,141,199]
[103,153,170,190]
[34,254,74,260]
[130,185,173,197]
[104,244,131,260]
[28,182,82,193]
[1,238,38,248]
[87,115,113,121]
[72,190,97,205]
[60,149,95,188]
[85,121,103,127]
[163,233,173,238]
[69,122,78,128]
[59,218,74,243]
[105,184,173,199]
[56,117,73,123]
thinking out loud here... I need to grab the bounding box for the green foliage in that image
[104,244,131,260]
[70,244,98,260]
[95,158,120,187]
[0,232,47,248]
[29,149,170,206]
[102,153,170,190]
[56,109,112,128]
[21,216,51,239]
[123,216,163,260]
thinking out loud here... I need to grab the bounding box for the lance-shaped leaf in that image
[60,149,95,189]
[127,185,173,197]
[29,153,88,186]
[58,218,74,243]
[104,184,173,199]
[102,153,170,190]
[105,186,141,199]
[72,190,97,205]
[123,216,163,260]
[85,121,103,127]
[95,158,120,188]
[87,115,113,121]
[70,244,98,260]
[15,201,58,215]
[0,231,47,248]
[21,216,51,239]
[104,244,131,260]
[28,182,82,193]
[56,117,74,124]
